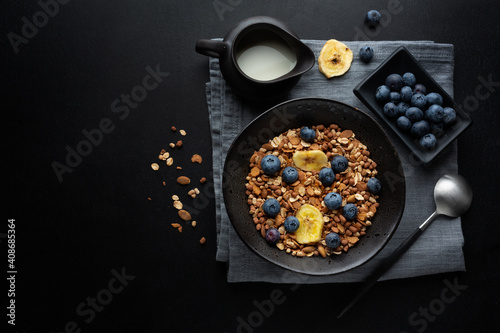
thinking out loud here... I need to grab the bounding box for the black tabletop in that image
[3,1,500,332]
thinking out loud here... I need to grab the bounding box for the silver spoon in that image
[337,174,473,318]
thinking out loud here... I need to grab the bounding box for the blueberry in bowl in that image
[262,198,280,217]
[282,166,299,184]
[300,126,316,143]
[353,46,472,164]
[260,154,281,175]
[324,192,342,210]
[318,167,335,186]
[330,155,348,173]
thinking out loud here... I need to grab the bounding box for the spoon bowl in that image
[434,174,473,218]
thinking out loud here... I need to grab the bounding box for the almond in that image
[177,176,191,185]
[302,246,316,253]
[340,129,353,138]
[178,210,191,221]
[317,245,327,258]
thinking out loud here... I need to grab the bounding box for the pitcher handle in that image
[195,39,226,58]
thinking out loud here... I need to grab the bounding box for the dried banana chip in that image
[318,39,353,78]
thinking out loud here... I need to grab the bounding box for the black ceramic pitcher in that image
[196,16,315,101]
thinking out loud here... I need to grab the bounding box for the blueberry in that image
[367,178,382,194]
[385,73,404,91]
[419,133,437,151]
[390,91,401,103]
[359,46,374,63]
[396,116,412,131]
[442,107,457,126]
[300,126,316,143]
[260,154,281,175]
[413,83,427,95]
[325,232,341,248]
[265,228,280,244]
[410,120,430,138]
[425,104,444,123]
[366,10,381,24]
[284,216,300,232]
[342,203,358,221]
[411,93,427,109]
[262,198,280,217]
[430,122,444,138]
[331,155,349,173]
[375,85,391,102]
[397,102,410,116]
[400,86,413,102]
[319,167,335,186]
[405,107,424,123]
[425,92,443,106]
[402,72,417,87]
[383,102,399,119]
[282,166,299,184]
[324,192,342,210]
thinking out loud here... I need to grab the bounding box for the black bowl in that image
[353,46,472,164]
[222,98,406,275]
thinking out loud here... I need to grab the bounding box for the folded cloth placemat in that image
[206,40,465,283]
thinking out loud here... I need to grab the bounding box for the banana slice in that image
[295,204,324,244]
[318,39,353,78]
[292,150,329,171]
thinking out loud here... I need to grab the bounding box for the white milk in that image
[236,38,297,81]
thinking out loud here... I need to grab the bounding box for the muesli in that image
[245,124,382,258]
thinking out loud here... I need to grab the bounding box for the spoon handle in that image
[337,211,439,318]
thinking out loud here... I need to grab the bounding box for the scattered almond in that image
[180,129,186,136]
[176,140,183,148]
[178,210,191,221]
[200,177,207,184]
[151,163,159,171]
[199,237,206,245]
[177,176,191,185]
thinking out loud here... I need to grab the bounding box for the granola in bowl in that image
[245,124,381,258]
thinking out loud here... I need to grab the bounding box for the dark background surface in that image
[3,0,500,332]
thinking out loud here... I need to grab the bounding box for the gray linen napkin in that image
[206,40,465,283]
